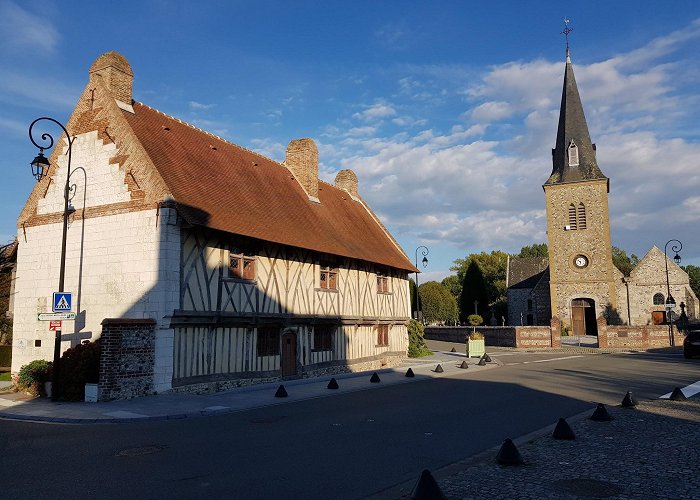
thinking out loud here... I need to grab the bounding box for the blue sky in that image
[2,1,700,281]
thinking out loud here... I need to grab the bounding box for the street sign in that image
[53,292,72,312]
[38,312,76,321]
[49,320,62,331]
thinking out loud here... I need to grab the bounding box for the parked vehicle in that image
[683,330,700,359]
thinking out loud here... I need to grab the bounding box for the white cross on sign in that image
[53,292,72,312]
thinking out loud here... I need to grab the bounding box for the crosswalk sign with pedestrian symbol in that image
[53,292,72,312]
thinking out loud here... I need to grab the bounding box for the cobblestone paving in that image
[438,399,700,499]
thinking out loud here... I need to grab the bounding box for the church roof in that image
[545,48,607,187]
[507,257,549,289]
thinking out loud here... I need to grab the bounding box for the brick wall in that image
[598,322,684,349]
[285,138,319,199]
[99,318,156,401]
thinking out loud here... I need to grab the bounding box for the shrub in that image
[58,339,101,401]
[467,314,484,326]
[407,319,432,358]
[561,324,572,336]
[16,359,53,396]
[468,331,484,340]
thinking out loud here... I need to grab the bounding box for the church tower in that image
[543,46,617,336]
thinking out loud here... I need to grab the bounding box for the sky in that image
[2,1,700,282]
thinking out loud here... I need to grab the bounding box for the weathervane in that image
[562,18,573,49]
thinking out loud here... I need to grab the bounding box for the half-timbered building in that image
[11,52,416,396]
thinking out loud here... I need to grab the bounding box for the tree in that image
[517,243,548,258]
[459,261,489,324]
[408,277,417,318]
[452,251,508,323]
[441,275,462,303]
[418,281,458,325]
[683,264,700,299]
[612,246,639,277]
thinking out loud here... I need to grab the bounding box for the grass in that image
[0,372,11,382]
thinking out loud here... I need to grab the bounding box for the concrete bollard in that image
[434,364,444,373]
[410,469,446,500]
[327,378,339,390]
[621,391,637,408]
[459,360,469,369]
[405,368,415,378]
[370,372,381,383]
[496,438,524,465]
[274,385,288,398]
[590,403,612,421]
[552,417,576,440]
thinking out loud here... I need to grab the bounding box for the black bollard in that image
[590,403,612,421]
[327,378,339,390]
[450,347,456,352]
[621,391,637,408]
[405,367,415,378]
[459,360,469,369]
[410,469,447,500]
[370,372,381,383]
[482,353,492,363]
[495,438,524,466]
[434,364,444,373]
[478,357,487,366]
[669,387,687,401]
[274,385,288,398]
[552,417,576,440]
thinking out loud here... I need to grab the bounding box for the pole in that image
[664,239,682,348]
[414,246,428,322]
[29,117,74,401]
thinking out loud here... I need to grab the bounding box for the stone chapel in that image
[507,47,698,334]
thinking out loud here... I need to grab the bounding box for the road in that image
[2,344,697,499]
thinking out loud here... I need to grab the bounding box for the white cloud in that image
[470,101,513,122]
[0,1,59,55]
[189,101,215,111]
[353,102,396,122]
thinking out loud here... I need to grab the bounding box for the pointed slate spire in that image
[546,47,608,187]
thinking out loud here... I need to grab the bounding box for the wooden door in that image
[571,303,586,337]
[281,331,297,377]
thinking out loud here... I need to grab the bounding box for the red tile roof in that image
[123,103,416,272]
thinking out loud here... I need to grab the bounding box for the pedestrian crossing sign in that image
[53,292,72,312]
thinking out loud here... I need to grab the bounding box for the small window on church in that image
[568,140,579,167]
[577,203,587,229]
[653,293,665,305]
[568,204,577,230]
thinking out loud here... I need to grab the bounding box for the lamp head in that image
[421,256,428,268]
[31,149,50,181]
[673,253,681,265]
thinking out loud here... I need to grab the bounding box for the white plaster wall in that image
[11,208,180,382]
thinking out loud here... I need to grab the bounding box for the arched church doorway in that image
[571,298,597,337]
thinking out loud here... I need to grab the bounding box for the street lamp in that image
[664,239,682,347]
[414,246,429,322]
[28,117,77,401]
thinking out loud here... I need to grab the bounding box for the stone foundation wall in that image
[599,323,684,349]
[98,318,156,401]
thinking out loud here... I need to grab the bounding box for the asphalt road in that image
[2,346,697,499]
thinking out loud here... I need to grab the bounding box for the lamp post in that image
[414,246,429,322]
[664,239,682,347]
[29,117,77,401]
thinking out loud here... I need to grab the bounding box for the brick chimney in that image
[285,138,319,201]
[334,169,359,198]
[89,51,133,104]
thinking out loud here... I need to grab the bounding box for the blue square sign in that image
[53,292,72,312]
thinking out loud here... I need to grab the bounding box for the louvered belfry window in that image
[568,204,577,230]
[568,140,579,167]
[577,203,587,229]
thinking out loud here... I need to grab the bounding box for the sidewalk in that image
[0,349,491,424]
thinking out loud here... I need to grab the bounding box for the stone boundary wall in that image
[598,323,685,349]
[425,326,556,348]
[99,318,156,401]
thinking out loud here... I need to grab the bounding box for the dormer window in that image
[568,140,579,167]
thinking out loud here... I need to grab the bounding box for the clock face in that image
[574,255,589,268]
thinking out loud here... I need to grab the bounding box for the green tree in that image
[517,243,548,258]
[612,246,639,277]
[452,251,508,322]
[459,261,489,324]
[441,275,462,303]
[683,264,700,299]
[407,319,431,358]
[408,277,417,318]
[418,281,458,325]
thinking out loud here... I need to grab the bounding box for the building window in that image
[526,314,534,325]
[376,325,389,346]
[313,326,334,351]
[320,265,338,290]
[568,204,577,230]
[257,327,279,356]
[577,203,587,229]
[229,251,256,280]
[377,274,390,293]
[527,299,533,311]
[653,293,665,306]
[568,140,579,167]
